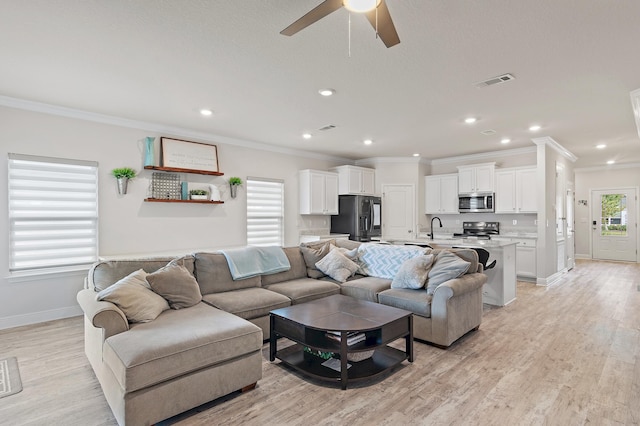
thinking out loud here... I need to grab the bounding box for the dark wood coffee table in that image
[269,294,413,390]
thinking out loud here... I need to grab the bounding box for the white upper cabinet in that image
[299,169,339,215]
[331,165,375,195]
[457,163,495,194]
[425,174,459,214]
[495,166,537,213]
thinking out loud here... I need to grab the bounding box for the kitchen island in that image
[383,237,517,307]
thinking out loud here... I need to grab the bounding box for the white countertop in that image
[381,238,517,248]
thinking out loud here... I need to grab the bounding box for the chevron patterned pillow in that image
[357,243,428,279]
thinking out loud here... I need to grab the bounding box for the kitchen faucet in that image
[430,216,442,240]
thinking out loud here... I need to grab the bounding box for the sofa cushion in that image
[378,288,432,317]
[260,247,307,285]
[357,243,427,279]
[96,269,169,323]
[194,252,261,294]
[432,248,479,275]
[89,255,195,292]
[339,276,392,303]
[426,251,471,295]
[102,302,262,393]
[315,248,359,283]
[146,262,202,309]
[334,239,361,250]
[202,288,291,320]
[265,278,340,304]
[391,254,435,289]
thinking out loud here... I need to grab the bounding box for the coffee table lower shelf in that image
[275,343,407,384]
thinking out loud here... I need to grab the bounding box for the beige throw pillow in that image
[96,269,169,323]
[300,242,332,278]
[391,254,435,289]
[315,248,359,283]
[426,251,471,295]
[146,262,202,309]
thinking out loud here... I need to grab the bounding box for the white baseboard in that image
[536,271,565,286]
[575,254,591,260]
[0,306,82,331]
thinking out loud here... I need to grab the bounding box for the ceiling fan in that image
[280,0,400,48]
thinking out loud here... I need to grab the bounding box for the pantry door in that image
[381,184,415,241]
[591,188,637,262]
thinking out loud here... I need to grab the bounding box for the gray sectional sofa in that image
[77,240,486,425]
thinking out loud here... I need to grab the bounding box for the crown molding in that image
[0,95,352,163]
[631,88,640,139]
[429,146,537,166]
[574,162,640,172]
[355,156,429,167]
[531,136,578,162]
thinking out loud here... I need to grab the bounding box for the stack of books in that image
[326,331,366,346]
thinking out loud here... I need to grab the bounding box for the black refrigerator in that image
[330,195,382,242]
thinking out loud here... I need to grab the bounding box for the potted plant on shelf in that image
[189,189,209,201]
[111,167,137,195]
[229,177,242,199]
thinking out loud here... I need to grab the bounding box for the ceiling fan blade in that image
[365,0,400,48]
[280,0,344,36]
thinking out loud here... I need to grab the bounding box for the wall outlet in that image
[534,219,538,225]
[512,219,517,225]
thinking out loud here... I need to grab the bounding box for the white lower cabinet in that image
[493,237,537,279]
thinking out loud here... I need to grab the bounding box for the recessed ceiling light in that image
[607,160,615,165]
[596,144,607,149]
[302,133,312,139]
[363,139,373,145]
[200,109,213,116]
[529,124,541,132]
[318,88,335,97]
[501,138,511,144]
[413,153,420,157]
[464,117,477,124]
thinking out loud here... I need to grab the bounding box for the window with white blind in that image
[8,153,99,272]
[246,177,284,247]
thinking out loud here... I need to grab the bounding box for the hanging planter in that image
[111,167,137,195]
[229,177,242,199]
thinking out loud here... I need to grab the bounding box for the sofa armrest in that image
[77,289,129,339]
[432,272,487,301]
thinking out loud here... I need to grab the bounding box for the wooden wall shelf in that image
[144,198,224,204]
[144,165,224,176]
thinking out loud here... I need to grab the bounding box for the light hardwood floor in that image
[1,259,639,425]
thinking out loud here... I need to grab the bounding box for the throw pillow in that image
[300,242,332,278]
[96,269,169,323]
[391,254,435,289]
[357,243,427,279]
[146,262,202,309]
[425,251,471,295]
[315,248,359,283]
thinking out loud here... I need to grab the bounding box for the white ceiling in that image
[2,1,640,167]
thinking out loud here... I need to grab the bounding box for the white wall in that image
[574,165,640,258]
[0,106,346,329]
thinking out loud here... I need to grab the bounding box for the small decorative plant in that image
[111,167,137,195]
[189,189,207,195]
[111,167,137,179]
[229,177,242,199]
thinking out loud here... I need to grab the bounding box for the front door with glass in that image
[591,188,637,262]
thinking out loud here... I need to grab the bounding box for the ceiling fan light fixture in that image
[343,0,382,13]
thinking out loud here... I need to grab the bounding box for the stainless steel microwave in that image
[458,193,494,213]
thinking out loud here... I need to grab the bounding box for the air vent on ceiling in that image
[475,73,515,88]
[318,124,336,131]
[480,129,497,135]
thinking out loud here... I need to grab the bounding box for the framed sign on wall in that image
[160,137,219,173]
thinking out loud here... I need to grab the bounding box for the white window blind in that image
[246,177,284,247]
[8,153,99,272]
